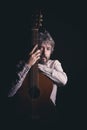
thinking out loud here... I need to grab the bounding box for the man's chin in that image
[40,59,47,64]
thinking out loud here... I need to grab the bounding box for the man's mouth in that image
[42,57,47,60]
[39,56,48,64]
[42,57,46,59]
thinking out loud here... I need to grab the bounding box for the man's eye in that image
[40,47,43,50]
[47,47,51,50]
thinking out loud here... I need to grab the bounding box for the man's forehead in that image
[41,42,52,47]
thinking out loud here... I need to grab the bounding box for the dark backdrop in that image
[0,0,86,129]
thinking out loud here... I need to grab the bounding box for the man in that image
[8,30,68,121]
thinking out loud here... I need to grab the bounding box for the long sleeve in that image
[8,63,31,97]
[38,60,68,85]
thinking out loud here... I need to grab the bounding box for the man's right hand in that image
[27,44,41,68]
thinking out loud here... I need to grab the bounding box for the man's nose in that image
[42,48,46,55]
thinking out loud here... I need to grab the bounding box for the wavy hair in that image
[38,30,55,52]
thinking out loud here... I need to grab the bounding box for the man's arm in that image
[38,60,68,85]
[8,63,31,97]
[8,44,41,97]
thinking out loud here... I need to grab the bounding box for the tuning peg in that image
[40,14,43,18]
[40,23,42,27]
[40,18,43,21]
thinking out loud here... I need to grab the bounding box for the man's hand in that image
[27,44,41,67]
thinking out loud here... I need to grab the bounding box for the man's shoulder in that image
[49,59,61,65]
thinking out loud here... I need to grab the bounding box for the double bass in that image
[16,12,53,120]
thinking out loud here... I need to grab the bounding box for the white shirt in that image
[8,59,68,105]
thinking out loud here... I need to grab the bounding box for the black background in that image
[0,0,86,129]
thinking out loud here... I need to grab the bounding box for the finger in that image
[36,56,40,61]
[29,44,38,55]
[33,56,40,65]
[35,53,40,59]
[34,50,41,56]
[31,52,40,61]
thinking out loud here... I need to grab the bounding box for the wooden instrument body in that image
[16,70,53,119]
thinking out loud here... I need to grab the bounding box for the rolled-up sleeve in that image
[38,60,68,85]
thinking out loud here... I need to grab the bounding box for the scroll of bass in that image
[16,12,53,120]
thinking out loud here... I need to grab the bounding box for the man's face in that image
[40,41,52,64]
